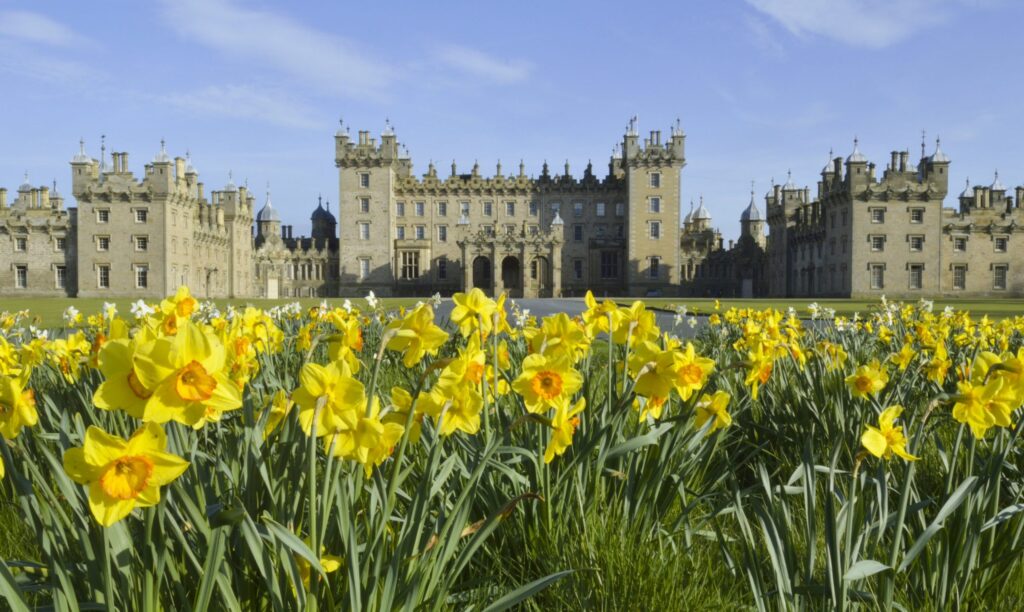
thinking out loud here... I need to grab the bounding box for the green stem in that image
[307,403,322,607]
[102,526,115,612]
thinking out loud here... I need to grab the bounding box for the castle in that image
[0,122,1020,300]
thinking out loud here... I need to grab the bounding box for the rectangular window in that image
[135,265,149,289]
[573,202,583,218]
[649,197,661,213]
[359,173,370,188]
[135,209,148,223]
[135,236,148,251]
[649,221,661,239]
[870,235,885,252]
[596,224,606,237]
[358,222,370,240]
[573,224,584,241]
[909,264,923,290]
[870,264,885,289]
[97,209,110,223]
[415,225,425,240]
[994,265,1008,290]
[953,265,967,290]
[995,237,1008,252]
[909,235,924,252]
[650,172,661,188]
[504,224,515,235]
[649,257,660,278]
[615,203,624,217]
[616,224,624,238]
[483,225,494,237]
[415,201,425,217]
[596,202,606,217]
[460,201,471,218]
[97,236,110,252]
[600,251,618,279]
[529,225,539,235]
[359,258,370,280]
[954,236,967,252]
[573,259,583,280]
[14,265,26,289]
[483,201,493,217]
[437,257,447,280]
[55,265,66,289]
[437,225,447,242]
[97,265,110,289]
[910,208,924,223]
[400,251,420,280]
[396,226,405,240]
[396,201,405,216]
[870,208,885,223]
[14,237,26,251]
[529,201,538,216]
[359,197,370,213]
[56,237,66,251]
[437,201,447,217]
[505,201,515,216]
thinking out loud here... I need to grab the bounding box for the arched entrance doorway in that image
[530,256,551,297]
[501,256,521,297]
[472,256,492,293]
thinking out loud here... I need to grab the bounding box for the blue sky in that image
[0,0,1019,241]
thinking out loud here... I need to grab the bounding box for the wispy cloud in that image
[745,0,959,48]
[0,10,93,48]
[435,44,531,84]
[164,84,324,129]
[743,14,786,57]
[158,0,397,99]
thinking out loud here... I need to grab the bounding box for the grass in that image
[635,297,1024,319]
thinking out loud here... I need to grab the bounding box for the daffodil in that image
[292,361,364,437]
[324,398,404,477]
[744,345,774,401]
[525,312,590,364]
[93,328,157,419]
[845,360,889,399]
[545,398,585,463]
[611,301,658,346]
[952,378,1017,439]
[673,343,715,401]
[512,353,583,414]
[295,542,342,591]
[694,390,732,434]
[861,405,918,461]
[385,303,449,367]
[63,422,189,526]
[889,343,917,372]
[450,288,497,338]
[262,390,293,440]
[0,373,37,440]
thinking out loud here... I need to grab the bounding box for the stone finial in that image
[519,159,525,177]
[496,159,502,176]
[451,159,457,177]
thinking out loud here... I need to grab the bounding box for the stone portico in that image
[457,224,562,298]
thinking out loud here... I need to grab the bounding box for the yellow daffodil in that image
[744,345,774,401]
[293,361,364,437]
[512,353,583,414]
[0,373,37,440]
[525,312,590,364]
[544,398,585,463]
[861,405,918,461]
[845,360,889,399]
[450,288,497,338]
[63,422,189,526]
[296,542,342,591]
[324,398,404,477]
[673,342,715,401]
[93,328,157,419]
[889,343,917,372]
[385,304,450,367]
[611,301,658,346]
[262,390,293,440]
[694,390,732,435]
[952,378,1017,439]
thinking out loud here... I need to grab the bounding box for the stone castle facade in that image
[0,124,1021,300]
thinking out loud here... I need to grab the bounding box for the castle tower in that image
[740,186,766,249]
[311,194,337,241]
[256,188,281,240]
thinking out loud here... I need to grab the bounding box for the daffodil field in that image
[1,288,1023,610]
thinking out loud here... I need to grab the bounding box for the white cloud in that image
[0,10,92,48]
[435,44,531,84]
[745,0,957,48]
[164,84,324,129]
[158,0,396,99]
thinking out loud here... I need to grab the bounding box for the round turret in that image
[846,138,867,163]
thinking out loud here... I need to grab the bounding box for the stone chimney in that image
[0,188,7,208]
[40,186,50,209]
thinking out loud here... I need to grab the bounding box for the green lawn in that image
[627,297,1024,319]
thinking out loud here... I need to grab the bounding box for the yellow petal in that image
[83,426,127,468]
[63,447,100,484]
[88,482,137,527]
[861,427,888,458]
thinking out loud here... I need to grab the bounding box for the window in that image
[994,265,1008,290]
[649,197,661,213]
[870,208,885,223]
[530,260,538,280]
[953,236,967,252]
[135,236,148,252]
[437,257,447,280]
[909,264,923,290]
[97,265,110,289]
[396,226,406,240]
[841,210,848,226]
[505,201,515,216]
[483,201,493,217]
[596,224,606,237]
[135,209,148,223]
[97,209,110,223]
[55,237,66,251]
[14,237,26,252]
[437,201,447,217]
[953,265,967,290]
[415,225,425,240]
[97,236,110,252]
[573,225,584,241]
[596,202,606,217]
[910,208,924,223]
[359,258,370,280]
[358,222,370,240]
[529,225,539,235]
[55,265,66,289]
[359,173,370,188]
[135,265,148,289]
[573,202,583,218]
[649,257,660,278]
[870,235,885,252]
[14,265,26,289]
[359,197,370,213]
[650,172,661,188]
[616,224,624,238]
[529,201,538,216]
[615,203,624,217]
[396,202,405,216]
[909,235,924,252]
[600,251,618,279]
[995,237,1008,253]
[504,224,515,235]
[400,251,420,280]
[573,259,583,280]
[649,221,661,239]
[870,264,885,289]
[551,202,561,215]
[460,202,471,218]
[437,225,448,242]
[483,225,494,237]
[415,201,425,217]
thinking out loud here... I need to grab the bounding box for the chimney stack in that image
[0,188,6,208]
[891,151,899,171]
[899,151,908,172]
